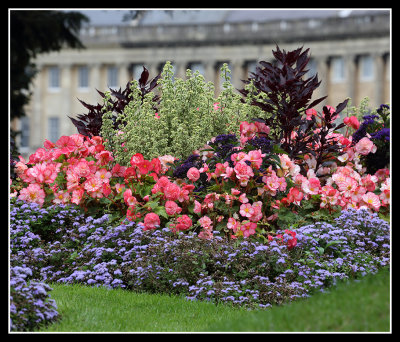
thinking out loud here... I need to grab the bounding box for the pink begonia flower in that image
[355,137,377,155]
[130,153,145,167]
[95,168,112,184]
[158,155,176,173]
[227,217,240,233]
[361,192,381,211]
[305,108,318,120]
[198,229,213,240]
[175,215,192,231]
[239,193,249,203]
[29,162,60,184]
[187,167,200,182]
[263,174,280,195]
[84,176,103,193]
[154,112,160,119]
[302,177,321,195]
[245,150,265,169]
[73,159,93,178]
[43,139,56,149]
[249,201,263,222]
[123,188,138,207]
[18,183,46,206]
[234,161,254,186]
[254,121,270,135]
[231,188,240,196]
[240,221,257,238]
[239,203,255,218]
[96,150,114,166]
[14,156,28,175]
[111,163,127,178]
[164,182,181,201]
[320,185,340,208]
[213,102,220,111]
[343,116,360,130]
[71,188,84,205]
[115,183,125,194]
[165,200,182,216]
[193,200,202,214]
[336,177,358,197]
[351,186,367,203]
[380,189,390,206]
[198,215,213,229]
[143,213,160,231]
[53,190,70,205]
[55,135,76,155]
[361,174,378,192]
[287,187,304,205]
[136,159,153,175]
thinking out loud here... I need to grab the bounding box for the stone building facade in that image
[16,9,391,157]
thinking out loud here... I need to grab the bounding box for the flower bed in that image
[9,45,390,331]
[10,199,390,313]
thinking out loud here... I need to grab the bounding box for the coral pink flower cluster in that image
[12,112,390,246]
[15,134,114,206]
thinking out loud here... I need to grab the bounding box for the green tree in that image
[10,10,88,142]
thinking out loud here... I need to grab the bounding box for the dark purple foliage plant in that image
[240,45,348,172]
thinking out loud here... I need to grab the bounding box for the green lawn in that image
[207,267,391,333]
[40,267,391,333]
[39,284,247,332]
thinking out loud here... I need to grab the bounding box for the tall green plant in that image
[101,62,254,164]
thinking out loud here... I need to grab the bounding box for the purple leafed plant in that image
[240,45,348,171]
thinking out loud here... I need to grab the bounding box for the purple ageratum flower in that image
[10,266,59,332]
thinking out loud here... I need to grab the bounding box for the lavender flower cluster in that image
[10,199,390,321]
[10,266,59,332]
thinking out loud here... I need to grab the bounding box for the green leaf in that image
[325,240,343,249]
[153,206,169,219]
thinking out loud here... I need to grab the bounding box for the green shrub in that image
[101,62,260,164]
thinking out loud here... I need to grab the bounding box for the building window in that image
[48,66,60,90]
[20,116,30,148]
[78,66,89,89]
[331,57,345,83]
[246,61,257,77]
[132,64,145,81]
[48,117,60,142]
[188,62,205,76]
[306,58,318,78]
[107,66,119,89]
[359,55,374,81]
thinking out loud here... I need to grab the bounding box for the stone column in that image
[118,62,131,86]
[204,60,216,84]
[30,63,44,151]
[174,61,187,80]
[231,59,245,90]
[345,54,357,104]
[60,63,73,135]
[373,53,384,107]
[315,56,329,107]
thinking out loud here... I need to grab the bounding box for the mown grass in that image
[207,267,391,333]
[38,284,247,332]
[39,267,391,333]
